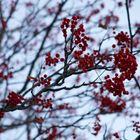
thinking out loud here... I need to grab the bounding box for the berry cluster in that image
[113,132,121,139]
[30,95,53,112]
[31,95,52,108]
[78,54,94,72]
[71,16,81,31]
[92,117,101,136]
[73,50,83,59]
[28,74,51,88]
[114,48,137,80]
[45,53,59,66]
[0,63,13,81]
[39,74,51,87]
[31,95,44,106]
[45,53,64,66]
[132,121,140,134]
[105,31,138,96]
[6,91,24,107]
[48,127,57,140]
[98,52,113,64]
[61,16,82,38]
[57,103,69,110]
[44,98,53,109]
[61,16,94,72]
[61,18,70,38]
[100,96,126,112]
[61,16,90,51]
[0,71,13,81]
[73,24,90,51]
[115,31,130,46]
[72,132,77,139]
[104,74,128,96]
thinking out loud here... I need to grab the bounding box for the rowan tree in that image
[0,0,140,140]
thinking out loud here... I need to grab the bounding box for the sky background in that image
[1,0,140,140]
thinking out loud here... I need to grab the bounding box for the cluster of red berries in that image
[0,71,13,81]
[45,53,59,66]
[132,121,140,134]
[105,31,138,96]
[39,74,51,87]
[31,95,44,106]
[97,52,113,64]
[100,96,126,112]
[28,74,51,88]
[61,16,94,72]
[104,74,128,97]
[44,98,52,109]
[115,31,130,46]
[73,50,83,59]
[31,97,43,113]
[45,53,64,66]
[92,117,101,136]
[48,127,57,140]
[61,16,81,38]
[30,95,53,112]
[6,91,24,107]
[61,16,90,51]
[72,132,77,139]
[78,54,94,72]
[32,95,52,108]
[61,18,70,38]
[114,48,137,80]
[73,24,90,51]
[0,111,4,120]
[57,103,69,110]
[113,132,121,139]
